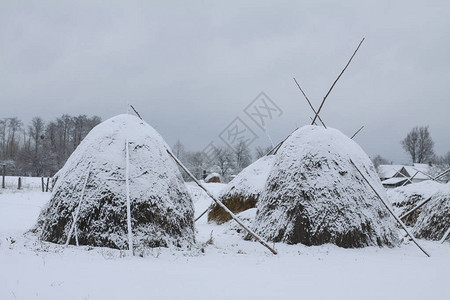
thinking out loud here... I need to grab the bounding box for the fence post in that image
[46,177,50,192]
[18,177,22,190]
[41,177,44,192]
[1,164,5,189]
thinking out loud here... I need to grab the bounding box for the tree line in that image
[172,139,271,182]
[0,115,101,177]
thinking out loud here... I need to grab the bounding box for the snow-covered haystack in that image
[208,156,275,224]
[253,126,401,248]
[412,183,450,242]
[34,114,195,250]
[205,173,221,183]
[387,181,444,226]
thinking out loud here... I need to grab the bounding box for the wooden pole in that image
[41,177,44,192]
[2,164,5,189]
[401,171,419,187]
[18,177,21,190]
[46,177,50,192]
[65,163,92,247]
[167,149,278,255]
[433,168,450,181]
[350,159,430,257]
[125,139,133,255]
[312,38,365,125]
[265,127,299,156]
[130,105,143,120]
[350,125,364,139]
[293,78,326,128]
[440,227,450,244]
[194,206,210,222]
[399,196,433,220]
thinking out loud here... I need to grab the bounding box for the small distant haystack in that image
[205,173,221,183]
[413,183,450,242]
[387,180,443,226]
[208,156,275,224]
[34,114,195,250]
[253,126,401,248]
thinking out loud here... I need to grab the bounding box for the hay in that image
[208,156,275,224]
[205,173,221,183]
[387,180,444,226]
[253,126,401,248]
[413,183,450,242]
[34,114,196,251]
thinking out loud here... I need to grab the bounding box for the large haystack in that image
[208,156,275,224]
[34,114,195,250]
[253,126,401,248]
[412,183,450,242]
[387,180,444,226]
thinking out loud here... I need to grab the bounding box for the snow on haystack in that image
[412,183,450,242]
[387,180,445,226]
[34,114,195,251]
[253,126,401,248]
[205,172,221,183]
[208,156,275,224]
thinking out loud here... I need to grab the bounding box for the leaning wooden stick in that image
[399,196,433,220]
[350,125,364,139]
[265,127,299,156]
[312,38,365,125]
[433,168,450,181]
[293,78,326,128]
[194,206,210,222]
[440,227,450,244]
[130,104,143,120]
[350,159,430,257]
[167,149,278,255]
[65,163,92,247]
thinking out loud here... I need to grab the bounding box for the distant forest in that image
[0,115,101,177]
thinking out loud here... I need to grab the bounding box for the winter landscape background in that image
[1,1,449,300]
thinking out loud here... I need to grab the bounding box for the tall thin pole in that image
[293,78,326,128]
[312,38,365,125]
[65,163,92,247]
[125,139,133,255]
[440,227,450,244]
[350,125,364,139]
[1,164,5,189]
[350,159,430,257]
[167,149,278,255]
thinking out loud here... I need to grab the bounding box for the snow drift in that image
[253,126,401,248]
[34,114,195,250]
[208,156,275,224]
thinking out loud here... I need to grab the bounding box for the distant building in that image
[377,163,431,188]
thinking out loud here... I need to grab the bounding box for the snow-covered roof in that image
[381,177,409,185]
[378,165,407,179]
[378,163,431,181]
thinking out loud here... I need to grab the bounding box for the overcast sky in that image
[1,1,449,163]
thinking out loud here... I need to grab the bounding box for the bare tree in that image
[371,154,389,172]
[212,146,234,179]
[233,140,252,171]
[185,151,207,180]
[401,126,435,163]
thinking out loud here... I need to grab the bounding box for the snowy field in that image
[0,185,449,300]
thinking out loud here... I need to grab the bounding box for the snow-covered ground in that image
[0,186,449,300]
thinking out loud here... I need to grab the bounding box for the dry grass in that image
[207,194,258,224]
